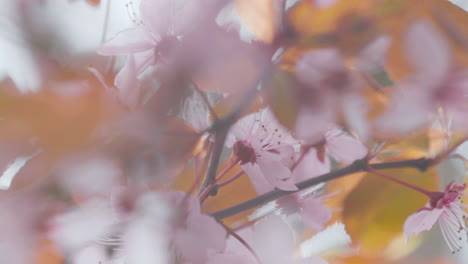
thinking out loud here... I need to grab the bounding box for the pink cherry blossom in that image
[324,128,368,164]
[207,216,351,264]
[377,20,468,135]
[167,191,226,264]
[226,108,299,194]
[294,48,368,143]
[404,180,468,253]
[0,197,42,264]
[98,0,200,106]
[248,148,332,232]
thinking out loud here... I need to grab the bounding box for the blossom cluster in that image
[0,0,467,264]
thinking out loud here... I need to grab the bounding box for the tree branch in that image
[209,157,430,220]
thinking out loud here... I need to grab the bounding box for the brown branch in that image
[210,157,430,220]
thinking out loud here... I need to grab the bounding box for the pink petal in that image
[174,214,226,264]
[72,245,108,264]
[114,55,140,108]
[403,207,444,240]
[295,103,338,145]
[98,26,157,55]
[403,21,451,84]
[376,83,431,136]
[206,253,252,264]
[253,215,295,264]
[258,157,298,191]
[242,163,276,195]
[166,191,201,215]
[355,35,392,73]
[50,200,115,251]
[299,198,332,232]
[295,49,346,89]
[122,216,170,264]
[133,49,157,75]
[140,0,172,35]
[340,93,369,141]
[326,130,367,164]
[292,148,330,183]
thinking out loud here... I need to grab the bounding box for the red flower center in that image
[233,140,256,165]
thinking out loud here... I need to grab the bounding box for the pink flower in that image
[167,191,226,264]
[207,216,351,264]
[97,0,199,105]
[324,128,368,164]
[404,181,468,253]
[377,20,468,135]
[226,108,299,194]
[248,149,333,232]
[294,49,369,143]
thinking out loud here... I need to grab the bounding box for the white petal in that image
[216,2,256,43]
[72,245,108,264]
[50,199,115,251]
[300,222,351,258]
[254,215,295,264]
[122,217,170,264]
[404,21,451,84]
[0,152,39,190]
[0,20,41,93]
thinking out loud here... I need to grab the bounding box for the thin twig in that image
[218,220,262,264]
[218,171,245,187]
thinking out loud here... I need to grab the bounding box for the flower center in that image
[429,185,465,209]
[233,140,256,165]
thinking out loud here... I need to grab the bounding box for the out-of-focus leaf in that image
[234,0,278,43]
[288,0,373,36]
[376,132,430,160]
[264,69,299,130]
[35,239,62,264]
[343,167,437,255]
[288,1,380,55]
[334,255,388,264]
[0,79,110,156]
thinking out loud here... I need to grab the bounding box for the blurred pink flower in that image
[294,49,368,143]
[226,108,299,194]
[404,180,468,253]
[98,0,199,106]
[167,191,226,264]
[207,216,350,264]
[248,148,332,232]
[324,129,368,164]
[377,20,468,135]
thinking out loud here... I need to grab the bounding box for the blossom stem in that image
[217,220,262,264]
[215,157,240,181]
[218,171,245,187]
[366,166,433,197]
